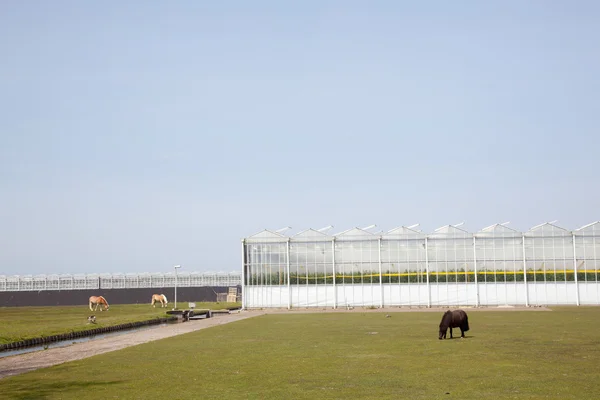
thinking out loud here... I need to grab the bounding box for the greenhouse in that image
[0,271,242,292]
[241,222,600,309]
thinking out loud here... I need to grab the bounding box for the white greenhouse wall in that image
[243,221,600,309]
[244,282,599,309]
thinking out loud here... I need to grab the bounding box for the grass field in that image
[0,302,240,344]
[2,307,600,399]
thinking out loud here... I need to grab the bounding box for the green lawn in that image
[1,307,600,399]
[0,302,240,344]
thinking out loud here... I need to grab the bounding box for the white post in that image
[473,236,479,307]
[573,233,580,306]
[425,237,431,308]
[332,239,337,309]
[378,237,383,308]
[522,235,529,306]
[241,240,246,310]
[286,239,291,310]
[174,265,181,310]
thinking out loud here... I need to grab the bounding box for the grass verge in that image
[1,307,600,399]
[0,302,240,344]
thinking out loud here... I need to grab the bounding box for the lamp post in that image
[174,265,181,310]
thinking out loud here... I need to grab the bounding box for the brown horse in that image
[89,296,109,312]
[151,294,168,308]
[439,309,469,339]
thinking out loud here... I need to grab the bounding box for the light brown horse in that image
[151,294,168,308]
[89,296,109,311]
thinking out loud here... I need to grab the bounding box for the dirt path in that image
[0,306,548,380]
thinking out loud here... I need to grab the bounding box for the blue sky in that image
[1,1,598,275]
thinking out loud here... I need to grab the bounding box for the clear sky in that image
[1,1,598,276]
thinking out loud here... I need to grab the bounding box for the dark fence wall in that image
[0,286,242,307]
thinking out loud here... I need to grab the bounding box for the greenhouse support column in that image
[287,238,291,310]
[473,236,479,307]
[522,235,529,307]
[332,238,337,309]
[241,239,247,310]
[378,237,383,308]
[425,237,431,308]
[572,233,580,306]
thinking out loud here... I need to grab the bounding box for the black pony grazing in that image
[438,309,469,340]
